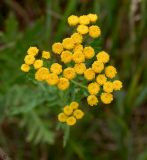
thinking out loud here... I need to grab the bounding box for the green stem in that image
[71,80,87,89]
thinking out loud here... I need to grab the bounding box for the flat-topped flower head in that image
[77,25,89,35]
[42,51,51,59]
[66,116,76,126]
[62,38,74,50]
[68,15,79,26]
[71,32,83,44]
[35,67,49,81]
[96,74,107,85]
[50,63,62,75]
[33,60,43,69]
[105,66,117,79]
[52,42,63,54]
[113,80,122,90]
[103,81,114,93]
[79,15,90,25]
[97,51,110,63]
[27,46,39,56]
[84,68,95,81]
[61,51,72,64]
[63,106,73,116]
[89,25,101,38]
[88,82,100,95]
[73,109,84,119]
[101,92,113,104]
[83,46,95,59]
[57,78,70,90]
[74,63,86,75]
[63,67,76,80]
[46,73,59,85]
[21,64,30,72]
[58,113,67,122]
[92,61,104,73]
[70,102,79,110]
[72,51,85,63]
[24,55,35,65]
[88,14,98,23]
[87,95,98,106]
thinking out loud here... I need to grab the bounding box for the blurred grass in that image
[0,0,147,160]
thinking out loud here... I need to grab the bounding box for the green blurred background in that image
[0,0,147,159]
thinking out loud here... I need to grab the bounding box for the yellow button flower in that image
[63,106,73,116]
[61,51,72,63]
[101,92,113,104]
[63,67,76,80]
[72,51,85,63]
[96,51,110,63]
[21,64,30,72]
[89,25,101,38]
[88,82,100,95]
[57,78,70,90]
[74,44,83,52]
[52,42,63,54]
[77,25,89,35]
[46,73,59,85]
[50,63,62,75]
[79,15,90,25]
[83,46,95,59]
[33,60,43,69]
[71,32,83,44]
[58,113,67,122]
[96,74,107,85]
[70,101,79,110]
[42,51,51,59]
[62,38,74,50]
[105,66,117,78]
[35,67,49,81]
[24,55,35,65]
[84,68,95,81]
[87,95,98,106]
[68,15,79,26]
[88,14,98,23]
[73,109,84,119]
[27,46,39,56]
[113,80,122,90]
[74,63,86,75]
[66,116,76,126]
[103,81,114,93]
[92,61,104,73]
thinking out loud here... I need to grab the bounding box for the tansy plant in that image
[21,14,122,127]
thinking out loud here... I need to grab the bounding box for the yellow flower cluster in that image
[58,102,84,126]
[21,13,123,126]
